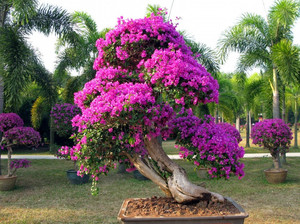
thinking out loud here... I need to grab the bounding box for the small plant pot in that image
[264,168,287,184]
[66,170,89,185]
[0,175,17,191]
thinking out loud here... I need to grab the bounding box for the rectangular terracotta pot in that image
[118,197,248,224]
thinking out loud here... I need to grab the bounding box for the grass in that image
[0,158,300,223]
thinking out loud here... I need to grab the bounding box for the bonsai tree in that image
[251,119,293,170]
[0,113,41,177]
[60,12,245,203]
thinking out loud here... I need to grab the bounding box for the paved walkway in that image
[1,153,300,159]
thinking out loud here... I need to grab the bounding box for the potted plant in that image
[0,113,41,190]
[62,11,248,223]
[59,146,90,185]
[51,104,89,184]
[251,118,293,183]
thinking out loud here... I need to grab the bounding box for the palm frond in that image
[268,0,300,41]
[184,39,219,75]
[72,11,98,36]
[218,19,269,63]
[23,4,73,36]
[0,26,34,111]
[271,39,300,84]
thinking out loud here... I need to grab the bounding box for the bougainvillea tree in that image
[251,119,293,170]
[0,113,41,177]
[60,13,245,203]
[50,103,81,138]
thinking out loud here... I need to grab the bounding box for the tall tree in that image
[231,73,263,147]
[0,0,74,113]
[218,0,300,119]
[286,85,300,148]
[55,12,109,102]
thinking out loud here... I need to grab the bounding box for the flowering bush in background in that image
[62,12,244,203]
[251,119,293,169]
[0,113,24,132]
[50,103,81,137]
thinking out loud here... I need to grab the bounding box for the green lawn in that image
[0,158,299,223]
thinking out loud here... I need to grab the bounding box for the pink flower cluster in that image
[4,127,41,147]
[10,159,31,170]
[251,119,293,155]
[170,110,245,179]
[0,113,24,132]
[50,103,81,137]
[216,122,242,143]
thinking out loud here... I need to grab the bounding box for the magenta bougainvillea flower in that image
[0,113,24,132]
[3,127,41,147]
[50,103,81,137]
[60,13,244,201]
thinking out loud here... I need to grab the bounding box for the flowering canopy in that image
[251,119,293,155]
[61,13,244,194]
[0,113,24,132]
[50,103,81,137]
[3,127,41,147]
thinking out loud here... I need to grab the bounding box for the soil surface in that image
[125,196,240,217]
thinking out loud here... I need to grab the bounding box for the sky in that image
[28,0,300,75]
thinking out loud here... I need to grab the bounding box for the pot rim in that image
[264,168,288,173]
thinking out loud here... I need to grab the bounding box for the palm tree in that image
[272,40,300,151]
[0,0,74,175]
[218,0,300,119]
[208,73,239,123]
[286,85,300,148]
[231,73,263,147]
[55,12,109,102]
[0,0,74,113]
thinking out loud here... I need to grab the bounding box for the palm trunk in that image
[245,109,250,148]
[49,117,55,152]
[235,115,240,133]
[124,137,224,204]
[214,105,219,124]
[272,68,280,119]
[281,86,287,164]
[294,99,298,148]
[249,110,252,134]
[282,86,286,122]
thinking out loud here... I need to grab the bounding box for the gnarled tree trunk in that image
[123,137,224,204]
